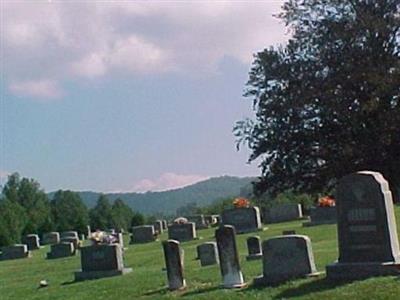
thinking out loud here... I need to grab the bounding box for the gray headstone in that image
[0,244,31,260]
[47,242,75,259]
[254,235,318,285]
[23,234,40,250]
[263,203,303,223]
[246,236,262,260]
[221,207,262,234]
[86,225,92,238]
[215,225,246,288]
[42,232,60,245]
[130,225,156,243]
[204,215,219,226]
[162,240,186,290]
[74,244,132,281]
[186,215,208,229]
[326,171,400,280]
[154,220,164,234]
[197,242,219,266]
[168,223,197,242]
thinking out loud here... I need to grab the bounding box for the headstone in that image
[246,236,262,260]
[263,204,303,223]
[197,242,219,266]
[215,225,246,288]
[254,235,319,285]
[162,240,186,290]
[162,220,168,230]
[130,225,156,244]
[204,215,219,226]
[113,233,124,249]
[0,244,31,260]
[23,234,40,250]
[75,244,132,281]
[326,171,400,280]
[42,232,60,245]
[221,207,262,234]
[186,215,208,229]
[154,220,164,234]
[282,230,296,235]
[60,237,80,250]
[303,206,337,226]
[60,231,79,239]
[47,242,75,259]
[168,223,197,242]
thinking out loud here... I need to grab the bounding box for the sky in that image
[0,0,288,193]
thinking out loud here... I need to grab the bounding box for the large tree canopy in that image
[235,0,400,198]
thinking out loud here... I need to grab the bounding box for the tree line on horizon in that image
[0,173,146,247]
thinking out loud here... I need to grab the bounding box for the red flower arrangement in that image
[318,196,336,207]
[233,197,250,208]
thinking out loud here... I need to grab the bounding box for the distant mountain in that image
[49,176,255,216]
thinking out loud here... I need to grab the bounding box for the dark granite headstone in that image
[130,225,156,244]
[168,223,196,242]
[197,242,219,266]
[74,244,132,281]
[162,240,186,290]
[215,225,246,288]
[263,204,303,223]
[162,220,168,230]
[60,237,80,250]
[254,235,319,285]
[246,236,262,261]
[42,232,60,245]
[47,242,75,259]
[154,220,164,234]
[60,231,79,239]
[0,244,31,260]
[326,171,400,280]
[221,207,262,234]
[186,215,208,229]
[23,234,40,250]
[303,206,337,226]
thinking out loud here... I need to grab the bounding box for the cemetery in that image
[1,1,399,299]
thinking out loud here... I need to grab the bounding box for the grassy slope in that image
[1,207,400,300]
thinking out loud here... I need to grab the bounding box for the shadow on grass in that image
[142,286,168,296]
[182,285,220,297]
[271,278,349,299]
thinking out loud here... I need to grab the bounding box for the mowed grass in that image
[1,206,400,300]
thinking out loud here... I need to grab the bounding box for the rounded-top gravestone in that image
[326,171,400,280]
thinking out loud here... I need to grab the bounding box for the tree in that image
[0,198,27,247]
[89,195,113,230]
[51,190,89,234]
[111,198,134,231]
[131,212,145,228]
[235,0,400,199]
[2,173,51,234]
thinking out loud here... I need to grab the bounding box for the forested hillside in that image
[49,176,255,215]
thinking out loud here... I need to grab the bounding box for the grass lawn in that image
[1,206,400,299]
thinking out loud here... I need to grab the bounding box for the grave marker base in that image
[326,262,400,280]
[246,253,262,261]
[253,271,322,286]
[74,268,132,281]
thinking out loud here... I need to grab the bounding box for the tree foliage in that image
[51,190,89,234]
[89,195,113,230]
[111,198,134,231]
[2,173,51,235]
[0,198,27,247]
[235,0,400,198]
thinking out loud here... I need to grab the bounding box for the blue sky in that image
[1,1,287,192]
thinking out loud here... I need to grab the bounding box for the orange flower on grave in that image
[318,196,336,207]
[233,197,250,208]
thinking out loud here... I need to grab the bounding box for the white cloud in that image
[132,172,209,192]
[8,79,63,100]
[2,1,287,99]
